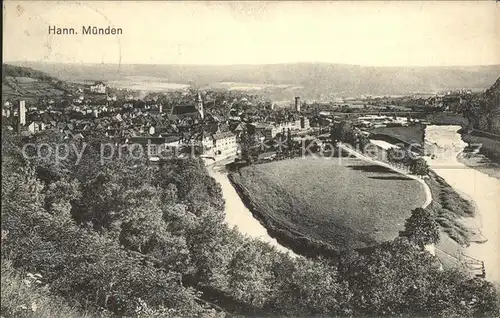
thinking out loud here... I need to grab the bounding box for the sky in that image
[3,1,500,66]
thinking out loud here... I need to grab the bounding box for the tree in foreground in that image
[410,157,430,177]
[240,129,258,164]
[330,121,355,145]
[404,208,440,248]
[386,147,408,169]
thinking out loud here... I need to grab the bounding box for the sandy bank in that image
[425,125,500,283]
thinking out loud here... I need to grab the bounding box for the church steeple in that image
[197,92,204,119]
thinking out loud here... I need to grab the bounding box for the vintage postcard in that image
[2,1,499,316]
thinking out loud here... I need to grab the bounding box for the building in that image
[254,118,305,140]
[18,100,26,126]
[171,105,200,119]
[27,121,46,134]
[255,123,278,139]
[170,92,204,120]
[197,131,238,161]
[197,92,204,119]
[129,135,182,161]
[295,96,301,112]
[276,119,301,132]
[2,108,11,117]
[90,81,107,94]
[15,100,27,133]
[212,132,238,160]
[300,116,310,129]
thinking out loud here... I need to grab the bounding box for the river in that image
[424,125,500,283]
[208,126,500,277]
[207,165,299,257]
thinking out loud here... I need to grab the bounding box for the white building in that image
[90,82,107,94]
[300,116,310,129]
[212,132,238,160]
[18,100,26,126]
[27,121,46,134]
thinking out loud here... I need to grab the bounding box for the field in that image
[370,124,425,145]
[2,75,68,102]
[229,158,426,254]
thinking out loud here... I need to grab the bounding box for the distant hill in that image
[2,64,58,82]
[2,64,75,102]
[7,61,500,99]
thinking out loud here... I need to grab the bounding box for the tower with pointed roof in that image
[197,92,204,120]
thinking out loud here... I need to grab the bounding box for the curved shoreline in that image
[425,125,500,283]
[227,172,340,258]
[225,145,431,259]
[456,151,500,181]
[207,166,300,257]
[217,126,499,282]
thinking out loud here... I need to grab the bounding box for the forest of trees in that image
[463,77,500,134]
[1,127,499,317]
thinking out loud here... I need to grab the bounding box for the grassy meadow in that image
[370,124,425,146]
[229,158,426,254]
[2,76,68,103]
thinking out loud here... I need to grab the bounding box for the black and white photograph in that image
[2,1,500,316]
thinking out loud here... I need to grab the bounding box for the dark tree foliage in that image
[331,121,356,145]
[410,157,430,176]
[1,128,498,317]
[404,208,440,247]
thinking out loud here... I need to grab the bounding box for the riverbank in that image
[207,165,299,257]
[228,148,429,258]
[457,152,500,180]
[425,125,500,283]
[228,171,340,258]
[457,132,500,180]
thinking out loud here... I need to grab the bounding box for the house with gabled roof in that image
[90,81,107,94]
[27,121,47,134]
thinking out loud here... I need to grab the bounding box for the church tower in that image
[197,92,204,119]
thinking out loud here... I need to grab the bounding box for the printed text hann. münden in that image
[48,26,123,35]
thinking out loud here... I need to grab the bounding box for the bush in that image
[404,208,440,247]
[1,259,98,318]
